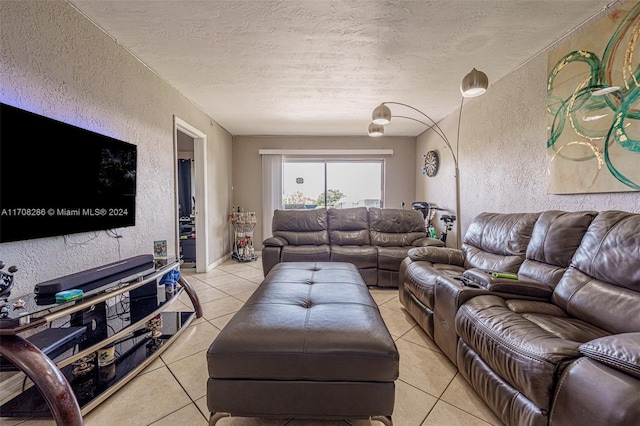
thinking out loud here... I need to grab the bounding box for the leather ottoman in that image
[206,262,399,425]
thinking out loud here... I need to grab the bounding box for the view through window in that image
[282,160,383,209]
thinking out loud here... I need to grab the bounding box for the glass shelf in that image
[0,257,180,334]
[0,256,201,422]
[0,311,193,416]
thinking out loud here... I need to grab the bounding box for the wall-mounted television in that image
[0,102,137,243]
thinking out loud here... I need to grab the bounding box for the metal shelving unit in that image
[230,211,257,262]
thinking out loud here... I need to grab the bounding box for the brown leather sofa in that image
[262,207,442,287]
[399,210,640,426]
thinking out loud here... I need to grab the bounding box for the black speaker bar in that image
[34,254,155,295]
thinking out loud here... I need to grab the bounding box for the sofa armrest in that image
[550,356,640,425]
[580,333,640,379]
[412,237,445,248]
[262,236,288,247]
[462,268,553,299]
[434,275,492,364]
[407,247,464,265]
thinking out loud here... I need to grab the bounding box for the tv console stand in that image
[0,256,201,425]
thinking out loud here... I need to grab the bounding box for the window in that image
[282,160,384,209]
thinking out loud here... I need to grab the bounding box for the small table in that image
[0,257,202,425]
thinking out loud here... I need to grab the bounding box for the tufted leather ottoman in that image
[206,262,398,425]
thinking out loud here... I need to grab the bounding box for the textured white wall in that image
[0,1,232,297]
[232,136,417,248]
[417,54,640,247]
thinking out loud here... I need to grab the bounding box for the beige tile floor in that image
[1,257,504,426]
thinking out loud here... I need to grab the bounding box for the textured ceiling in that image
[68,0,618,137]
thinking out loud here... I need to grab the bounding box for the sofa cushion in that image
[330,245,377,269]
[328,207,370,245]
[456,294,608,411]
[378,246,414,271]
[462,212,540,257]
[552,211,640,334]
[570,210,640,290]
[460,212,539,274]
[368,208,426,247]
[281,245,331,263]
[518,210,596,286]
[272,208,329,245]
[504,299,568,316]
[462,247,525,273]
[524,210,596,268]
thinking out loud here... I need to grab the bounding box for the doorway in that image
[177,132,196,267]
[174,117,209,273]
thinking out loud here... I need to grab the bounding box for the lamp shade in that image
[460,68,488,97]
[368,122,384,137]
[372,103,392,125]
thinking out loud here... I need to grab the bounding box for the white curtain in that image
[261,154,282,240]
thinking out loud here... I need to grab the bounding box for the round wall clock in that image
[423,150,440,177]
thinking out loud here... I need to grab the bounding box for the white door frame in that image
[174,116,209,273]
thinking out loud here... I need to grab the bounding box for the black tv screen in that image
[0,102,137,243]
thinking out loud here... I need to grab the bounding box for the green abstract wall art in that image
[547,0,640,194]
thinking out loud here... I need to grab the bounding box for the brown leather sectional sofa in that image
[399,210,640,425]
[262,207,442,287]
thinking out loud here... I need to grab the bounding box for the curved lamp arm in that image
[392,115,458,176]
[383,103,459,173]
[370,101,463,248]
[382,102,451,145]
[369,68,488,250]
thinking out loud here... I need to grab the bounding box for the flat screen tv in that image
[0,102,137,243]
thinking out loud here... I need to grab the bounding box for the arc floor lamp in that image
[368,68,489,248]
